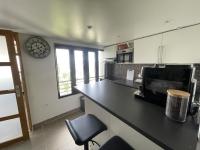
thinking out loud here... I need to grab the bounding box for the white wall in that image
[19,34,102,125]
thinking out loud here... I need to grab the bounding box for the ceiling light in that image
[87,25,93,29]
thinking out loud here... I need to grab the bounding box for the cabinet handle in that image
[160,45,164,64]
[158,45,164,64]
[158,46,161,63]
[160,46,162,64]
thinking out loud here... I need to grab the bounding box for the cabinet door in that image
[164,25,200,63]
[134,34,162,63]
[104,45,116,59]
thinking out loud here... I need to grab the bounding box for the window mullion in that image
[83,50,89,84]
[69,49,76,92]
[95,51,99,81]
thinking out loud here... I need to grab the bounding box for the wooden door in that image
[0,30,29,148]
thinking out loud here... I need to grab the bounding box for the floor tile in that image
[3,111,84,150]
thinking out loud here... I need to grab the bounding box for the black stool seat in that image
[65,114,107,145]
[99,136,134,150]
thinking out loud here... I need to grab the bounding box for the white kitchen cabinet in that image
[134,34,162,63]
[163,25,200,63]
[103,45,117,59]
[134,25,200,64]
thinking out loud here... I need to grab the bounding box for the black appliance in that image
[142,65,193,108]
[116,49,133,63]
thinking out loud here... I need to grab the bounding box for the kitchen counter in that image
[75,80,198,150]
[113,79,141,89]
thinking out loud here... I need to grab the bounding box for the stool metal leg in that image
[90,140,101,147]
[84,142,89,150]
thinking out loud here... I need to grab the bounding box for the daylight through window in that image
[55,48,72,96]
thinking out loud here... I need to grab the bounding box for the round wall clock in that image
[25,36,51,58]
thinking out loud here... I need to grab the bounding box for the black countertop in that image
[75,80,199,150]
[113,79,140,89]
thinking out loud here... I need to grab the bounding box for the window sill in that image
[58,91,79,99]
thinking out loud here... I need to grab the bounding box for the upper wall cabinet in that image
[164,25,200,63]
[134,25,200,64]
[103,45,117,59]
[134,34,162,63]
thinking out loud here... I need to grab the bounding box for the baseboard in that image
[33,107,82,129]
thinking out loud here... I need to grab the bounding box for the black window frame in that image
[54,43,101,98]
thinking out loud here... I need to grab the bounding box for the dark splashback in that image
[105,63,200,102]
[105,63,154,80]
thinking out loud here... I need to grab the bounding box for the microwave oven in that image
[116,48,133,63]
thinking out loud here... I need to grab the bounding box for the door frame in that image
[13,32,32,131]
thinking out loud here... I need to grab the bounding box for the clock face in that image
[25,36,50,58]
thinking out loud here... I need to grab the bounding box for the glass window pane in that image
[0,93,19,118]
[88,52,96,82]
[0,36,10,62]
[56,48,72,96]
[0,118,22,143]
[0,66,14,91]
[74,50,84,85]
[59,81,72,96]
[98,51,104,79]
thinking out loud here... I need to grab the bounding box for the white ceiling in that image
[1,0,200,46]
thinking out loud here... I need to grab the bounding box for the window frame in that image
[54,47,75,98]
[54,44,101,99]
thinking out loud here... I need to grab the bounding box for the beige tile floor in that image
[2,112,84,150]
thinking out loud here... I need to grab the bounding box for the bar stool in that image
[65,114,107,150]
[100,136,134,150]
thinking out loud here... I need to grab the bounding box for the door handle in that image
[15,85,21,97]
